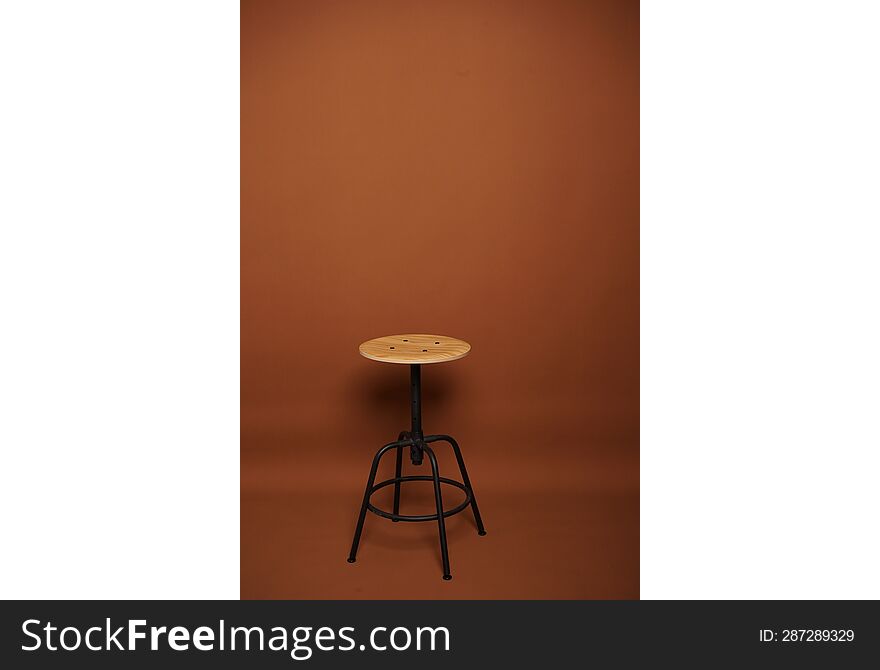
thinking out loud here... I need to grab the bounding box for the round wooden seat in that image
[358,334,470,365]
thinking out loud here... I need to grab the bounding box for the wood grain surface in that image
[359,334,471,364]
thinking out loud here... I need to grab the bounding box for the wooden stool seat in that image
[358,333,470,365]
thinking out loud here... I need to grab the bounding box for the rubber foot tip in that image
[347,558,356,563]
[442,575,452,581]
[478,530,487,536]
[392,519,399,523]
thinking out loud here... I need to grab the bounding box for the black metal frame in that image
[347,363,486,580]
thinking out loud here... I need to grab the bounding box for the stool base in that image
[346,432,486,581]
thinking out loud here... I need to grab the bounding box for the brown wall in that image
[242,0,639,599]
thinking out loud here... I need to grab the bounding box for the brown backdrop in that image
[242,0,639,599]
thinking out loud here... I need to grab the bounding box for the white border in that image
[641,0,880,598]
[0,1,240,599]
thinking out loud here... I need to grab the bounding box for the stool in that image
[347,333,486,581]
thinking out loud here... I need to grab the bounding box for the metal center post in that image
[409,363,424,464]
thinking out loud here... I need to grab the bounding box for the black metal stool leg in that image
[425,434,486,535]
[424,446,452,580]
[392,444,403,521]
[392,431,408,522]
[347,438,410,563]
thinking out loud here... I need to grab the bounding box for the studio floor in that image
[241,439,638,599]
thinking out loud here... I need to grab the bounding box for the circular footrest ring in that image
[367,475,473,522]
